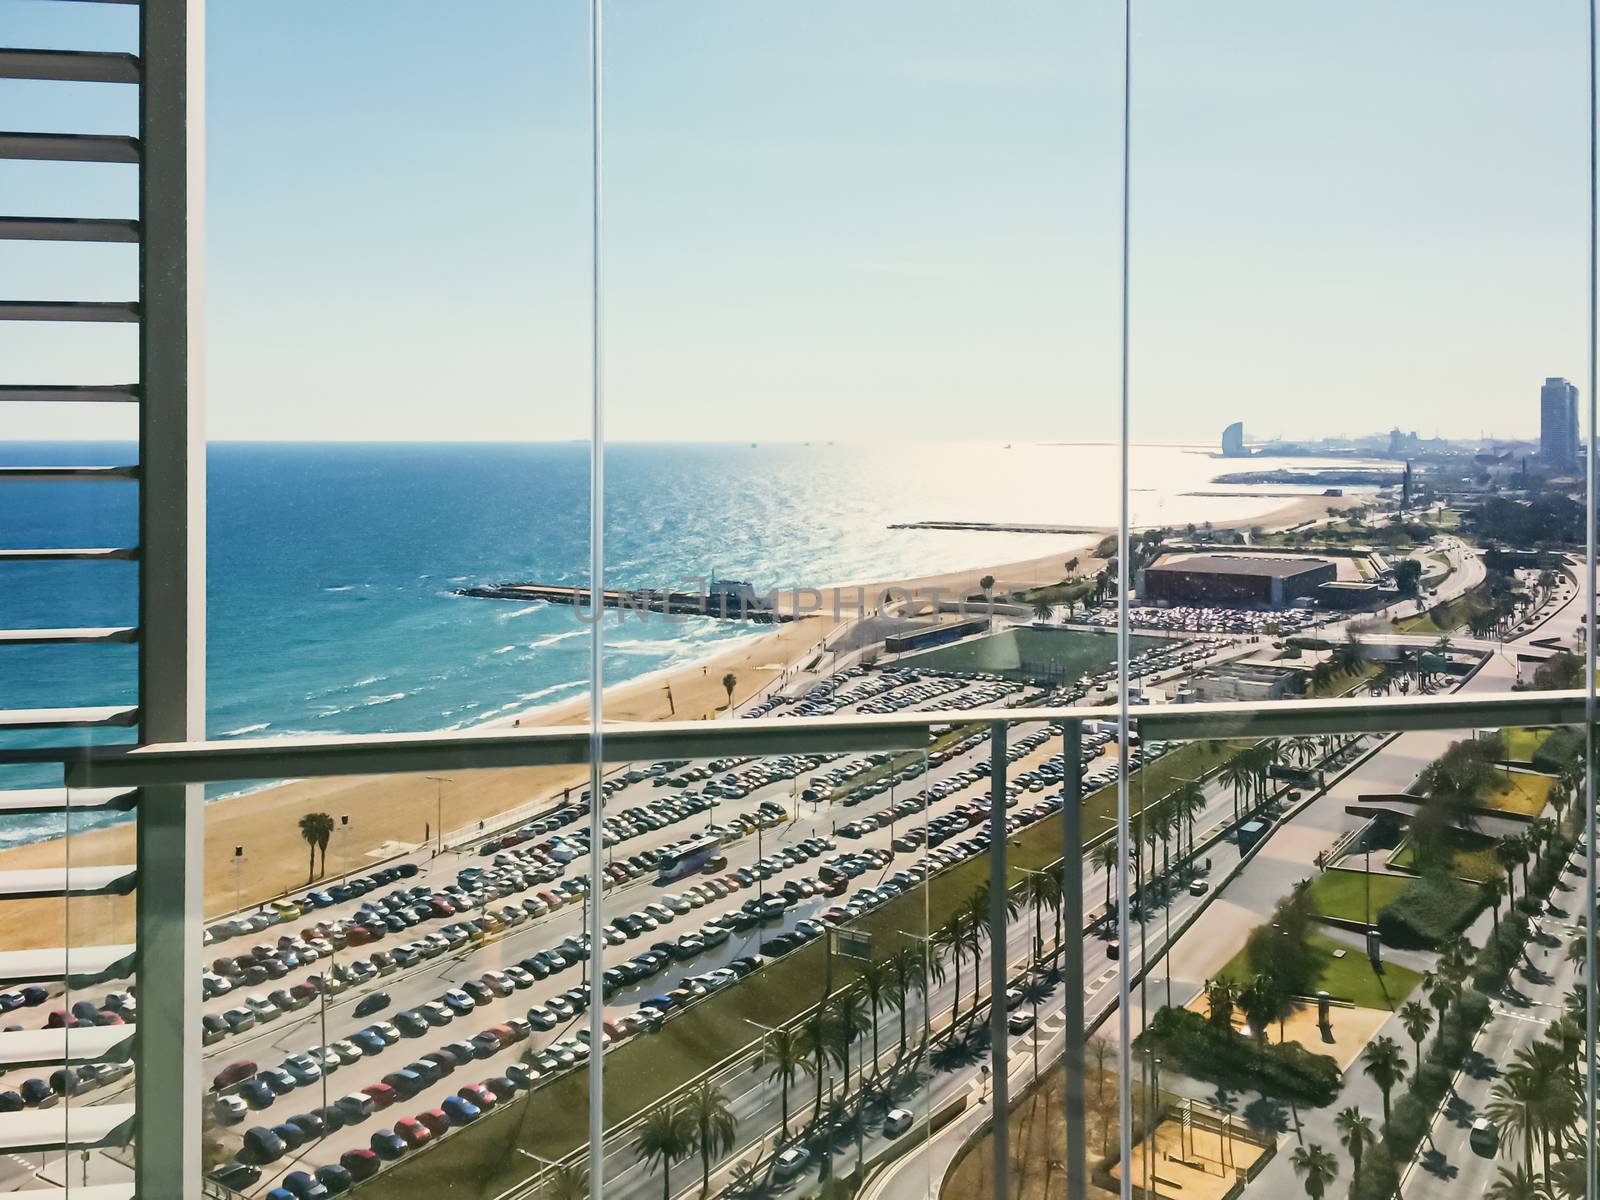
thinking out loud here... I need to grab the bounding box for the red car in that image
[361,1082,396,1110]
[394,1117,432,1149]
[459,1083,497,1111]
[212,1061,257,1091]
[416,1108,450,1137]
[340,1148,380,1181]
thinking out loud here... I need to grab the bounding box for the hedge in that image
[1531,726,1584,775]
[1374,871,1483,948]
[1135,1006,1343,1107]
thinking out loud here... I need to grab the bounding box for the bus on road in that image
[656,834,723,883]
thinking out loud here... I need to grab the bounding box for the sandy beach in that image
[0,491,1347,951]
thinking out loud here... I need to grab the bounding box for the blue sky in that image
[0,1,1591,443]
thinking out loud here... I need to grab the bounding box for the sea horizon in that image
[0,439,1383,846]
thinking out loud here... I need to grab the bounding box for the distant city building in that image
[1184,663,1305,703]
[1540,376,1580,470]
[1220,421,1246,457]
[1315,579,1389,610]
[1388,428,1421,457]
[1137,552,1336,608]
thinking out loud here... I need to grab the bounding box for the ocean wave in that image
[604,639,679,656]
[518,680,584,703]
[492,645,517,655]
[363,692,409,707]
[498,604,546,620]
[352,675,386,687]
[219,722,271,737]
[323,585,357,593]
[523,628,587,651]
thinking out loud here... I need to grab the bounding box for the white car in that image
[773,1148,812,1182]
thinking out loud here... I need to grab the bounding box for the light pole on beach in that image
[426,776,453,859]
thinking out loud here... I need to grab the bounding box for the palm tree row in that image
[635,1079,738,1199]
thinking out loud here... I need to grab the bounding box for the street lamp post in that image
[426,776,453,860]
[515,1148,561,1197]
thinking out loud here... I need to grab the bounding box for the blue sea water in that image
[0,439,1338,845]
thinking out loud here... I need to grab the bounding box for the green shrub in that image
[1354,1143,1401,1200]
[1430,1012,1471,1063]
[1457,988,1491,1027]
[1531,727,1584,774]
[1387,1092,1431,1155]
[1417,1061,1453,1106]
[1375,871,1483,948]
[1135,1006,1343,1107]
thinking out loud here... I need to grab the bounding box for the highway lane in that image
[223,714,1277,1195]
[1403,854,1587,1200]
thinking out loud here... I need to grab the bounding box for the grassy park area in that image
[1500,726,1552,764]
[1219,928,1421,1011]
[1473,768,1553,817]
[1391,582,1489,636]
[1307,867,1412,925]
[1391,828,1502,883]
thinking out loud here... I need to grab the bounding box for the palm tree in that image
[1093,840,1118,914]
[1422,971,1460,1038]
[1361,1036,1406,1123]
[1205,979,1236,1029]
[1332,637,1367,677]
[545,1163,589,1200]
[1484,1163,1550,1200]
[1290,1143,1339,1200]
[1219,754,1254,823]
[1497,837,1522,908]
[763,1027,812,1141]
[1502,1043,1575,1179]
[1486,874,1506,931]
[964,884,1018,1015]
[297,812,334,884]
[721,672,738,712]
[979,574,995,600]
[932,919,967,1027]
[1565,931,1587,969]
[1019,869,1061,968]
[1031,597,1054,624]
[1065,556,1080,577]
[636,1100,695,1200]
[1487,1067,1544,1172]
[1399,1001,1433,1085]
[683,1080,737,1196]
[1334,1107,1374,1193]
[887,946,920,1054]
[855,960,894,1079]
[829,988,872,1092]
[798,1008,831,1121]
[1174,780,1206,865]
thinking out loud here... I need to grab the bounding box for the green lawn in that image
[1307,867,1412,924]
[1391,828,1502,884]
[1501,727,1552,763]
[1391,583,1489,636]
[1219,929,1421,1011]
[1474,769,1553,818]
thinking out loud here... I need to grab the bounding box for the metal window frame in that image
[58,690,1592,1200]
[134,1,206,1196]
[62,690,1591,790]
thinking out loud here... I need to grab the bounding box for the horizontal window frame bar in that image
[0,48,140,84]
[63,689,1587,789]
[0,131,139,163]
[0,216,140,243]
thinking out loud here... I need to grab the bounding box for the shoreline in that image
[0,490,1350,951]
